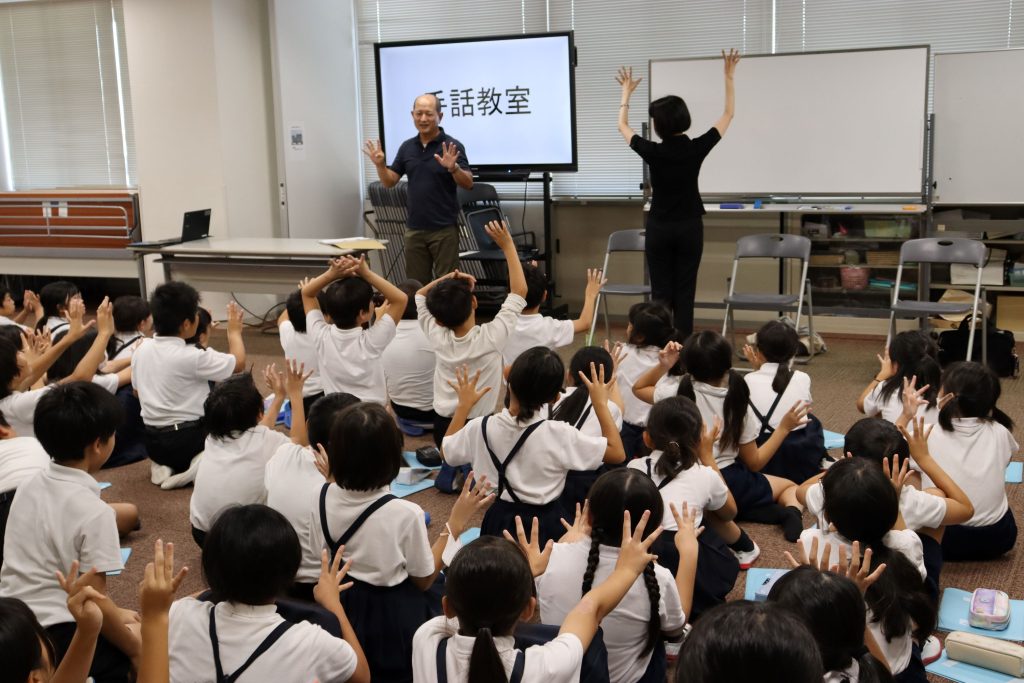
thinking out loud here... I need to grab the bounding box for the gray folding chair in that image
[365,181,409,282]
[887,237,987,364]
[723,234,815,361]
[587,229,651,344]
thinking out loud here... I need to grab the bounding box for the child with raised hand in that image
[0,296,114,438]
[741,320,825,483]
[913,361,1017,561]
[858,331,942,425]
[501,265,605,367]
[106,295,151,363]
[615,302,675,458]
[189,360,310,547]
[628,396,746,609]
[771,544,894,683]
[798,458,936,680]
[0,285,40,330]
[278,281,324,415]
[302,401,492,683]
[136,539,188,683]
[168,504,370,683]
[417,219,528,446]
[35,280,81,334]
[414,508,663,683]
[301,253,406,405]
[638,331,809,542]
[443,348,626,546]
[529,468,699,683]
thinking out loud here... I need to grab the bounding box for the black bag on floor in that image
[937,316,1019,378]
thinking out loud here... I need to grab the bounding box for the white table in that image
[128,238,380,295]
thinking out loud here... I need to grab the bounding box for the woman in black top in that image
[617,49,740,337]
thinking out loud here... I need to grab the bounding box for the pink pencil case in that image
[969,588,1012,631]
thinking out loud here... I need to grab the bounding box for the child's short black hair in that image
[34,381,123,463]
[35,280,79,332]
[0,596,55,681]
[328,402,403,490]
[844,417,908,466]
[0,285,12,303]
[150,281,200,336]
[0,326,22,351]
[627,301,673,348]
[307,392,360,449]
[426,279,474,329]
[112,295,151,333]
[0,336,21,397]
[320,278,373,329]
[398,280,422,321]
[203,373,263,439]
[507,346,563,423]
[284,290,307,333]
[202,504,301,604]
[185,307,213,348]
[48,329,96,382]
[522,264,547,309]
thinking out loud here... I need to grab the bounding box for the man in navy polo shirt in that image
[364,93,473,283]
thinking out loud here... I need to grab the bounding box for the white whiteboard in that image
[649,47,928,197]
[933,49,1024,204]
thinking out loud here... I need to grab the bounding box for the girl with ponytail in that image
[533,469,699,683]
[34,280,80,334]
[918,361,1018,561]
[443,347,626,546]
[635,331,809,543]
[768,564,894,683]
[858,330,941,425]
[802,458,936,681]
[414,509,663,683]
[743,320,826,483]
[628,396,743,617]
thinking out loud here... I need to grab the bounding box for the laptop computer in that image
[129,209,211,248]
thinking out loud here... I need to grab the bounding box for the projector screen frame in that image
[373,31,579,174]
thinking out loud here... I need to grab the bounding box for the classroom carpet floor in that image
[98,322,1024,681]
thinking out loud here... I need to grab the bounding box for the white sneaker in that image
[150,463,173,486]
[921,635,943,665]
[732,541,761,570]
[160,453,202,490]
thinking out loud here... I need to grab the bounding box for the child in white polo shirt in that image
[34,280,80,335]
[0,285,39,330]
[301,254,407,404]
[132,282,245,488]
[0,382,140,682]
[278,285,324,415]
[382,280,437,432]
[189,360,309,547]
[0,296,115,439]
[417,219,527,450]
[500,264,604,367]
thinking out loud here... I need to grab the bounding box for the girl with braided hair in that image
[534,468,700,683]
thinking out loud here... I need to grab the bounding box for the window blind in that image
[0,0,136,190]
[356,0,1021,197]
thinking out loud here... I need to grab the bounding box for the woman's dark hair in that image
[677,331,750,451]
[48,329,96,382]
[203,373,263,439]
[398,280,422,320]
[202,504,301,604]
[328,402,403,490]
[646,396,703,479]
[844,417,909,466]
[755,321,799,394]
[321,278,374,329]
[0,336,20,398]
[185,307,212,348]
[34,280,79,331]
[0,596,55,680]
[307,392,360,449]
[768,566,893,683]
[108,295,151,357]
[507,346,564,423]
[583,469,663,656]
[550,346,615,427]
[821,459,936,643]
[285,290,307,333]
[879,331,940,409]
[446,536,536,683]
[426,279,474,329]
[675,601,824,683]
[649,95,691,140]
[149,281,200,337]
[938,360,1013,432]
[627,302,674,349]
